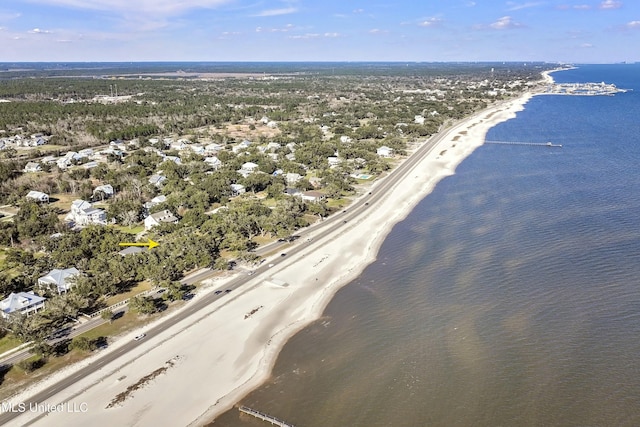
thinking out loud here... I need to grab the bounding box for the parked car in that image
[134,333,146,341]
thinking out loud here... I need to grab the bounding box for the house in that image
[284,187,302,197]
[41,155,57,164]
[340,135,352,143]
[327,156,341,167]
[170,141,188,151]
[118,246,146,256]
[204,156,222,169]
[144,194,167,212]
[78,148,94,157]
[241,162,259,173]
[163,155,182,165]
[93,184,115,200]
[267,142,281,151]
[189,145,205,155]
[26,190,49,203]
[285,173,302,185]
[38,267,80,294]
[232,140,252,154]
[301,191,326,202]
[65,200,107,226]
[230,184,246,196]
[376,146,395,158]
[285,153,296,161]
[24,162,42,173]
[82,161,99,169]
[149,174,167,187]
[1,292,46,319]
[144,209,178,230]
[414,115,425,124]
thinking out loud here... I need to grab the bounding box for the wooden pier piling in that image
[239,406,295,427]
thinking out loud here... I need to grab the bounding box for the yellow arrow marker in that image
[118,239,159,250]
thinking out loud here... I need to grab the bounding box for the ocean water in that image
[212,64,640,427]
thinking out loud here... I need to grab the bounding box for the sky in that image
[0,0,639,63]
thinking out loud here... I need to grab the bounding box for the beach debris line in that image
[106,355,182,408]
[245,306,264,319]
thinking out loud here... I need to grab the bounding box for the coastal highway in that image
[0,103,495,426]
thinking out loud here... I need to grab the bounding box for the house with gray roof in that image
[65,199,107,226]
[144,209,178,230]
[38,267,80,294]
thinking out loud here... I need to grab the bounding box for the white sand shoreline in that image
[8,88,541,427]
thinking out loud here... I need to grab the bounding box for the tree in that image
[70,336,95,351]
[101,310,114,323]
[130,295,156,315]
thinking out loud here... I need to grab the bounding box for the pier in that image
[239,406,296,427]
[485,140,562,148]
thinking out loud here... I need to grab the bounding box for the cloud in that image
[488,16,523,29]
[627,20,640,28]
[506,2,544,11]
[556,4,591,10]
[253,7,298,17]
[599,0,622,9]
[290,32,340,39]
[353,9,365,13]
[419,17,443,27]
[369,28,389,34]
[580,43,594,48]
[20,0,233,16]
[255,24,296,33]
[28,28,52,34]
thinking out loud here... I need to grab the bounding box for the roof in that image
[93,184,114,195]
[1,292,46,315]
[38,268,80,287]
[71,199,93,211]
[26,190,48,199]
[149,209,178,223]
[119,246,146,256]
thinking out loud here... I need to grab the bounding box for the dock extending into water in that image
[239,406,296,427]
[485,140,563,148]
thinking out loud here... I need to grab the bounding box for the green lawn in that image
[0,334,23,355]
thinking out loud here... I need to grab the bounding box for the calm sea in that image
[212,64,640,427]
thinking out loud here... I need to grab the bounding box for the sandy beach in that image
[6,87,541,427]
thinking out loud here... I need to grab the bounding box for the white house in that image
[205,143,224,154]
[144,194,167,212]
[26,190,49,203]
[163,155,182,165]
[414,115,425,124]
[301,191,326,202]
[144,209,178,230]
[24,162,42,173]
[1,292,46,319]
[93,184,114,200]
[267,142,281,151]
[376,146,395,158]
[285,173,302,185]
[189,145,205,155]
[65,200,107,226]
[340,135,352,143]
[204,156,222,169]
[230,183,246,196]
[149,174,167,187]
[328,156,342,167]
[38,267,80,294]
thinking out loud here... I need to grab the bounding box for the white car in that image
[268,263,275,267]
[134,333,146,341]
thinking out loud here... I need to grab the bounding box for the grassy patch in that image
[113,224,145,234]
[0,334,23,355]
[252,235,276,246]
[0,350,88,400]
[104,281,152,306]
